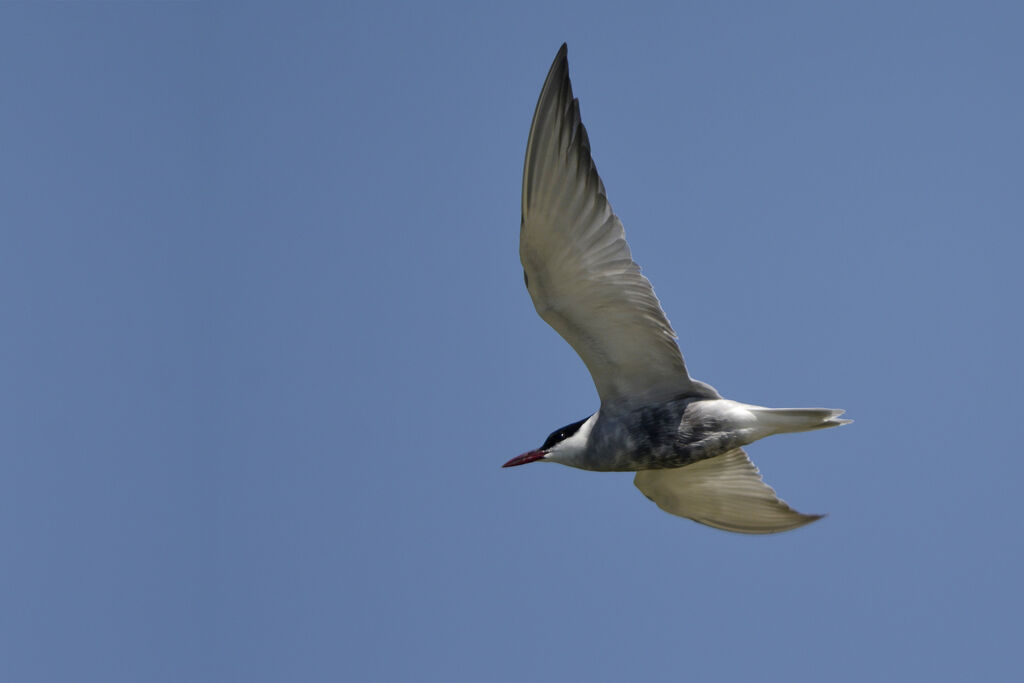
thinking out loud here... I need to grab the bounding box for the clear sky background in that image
[2,2,1022,681]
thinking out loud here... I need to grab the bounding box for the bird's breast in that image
[582,399,748,472]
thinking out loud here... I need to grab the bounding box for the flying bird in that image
[504,44,850,534]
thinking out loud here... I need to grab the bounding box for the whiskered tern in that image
[503,44,850,534]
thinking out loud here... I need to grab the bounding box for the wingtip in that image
[760,509,827,533]
[551,43,568,71]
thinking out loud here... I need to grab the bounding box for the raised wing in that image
[521,44,695,403]
[634,449,823,534]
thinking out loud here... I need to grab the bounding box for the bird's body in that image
[505,44,850,534]
[533,398,847,473]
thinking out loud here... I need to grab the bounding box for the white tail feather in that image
[751,407,852,435]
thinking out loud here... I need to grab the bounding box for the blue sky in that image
[2,2,1022,681]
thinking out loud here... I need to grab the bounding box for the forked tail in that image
[751,407,852,435]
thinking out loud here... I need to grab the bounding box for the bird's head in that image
[503,414,593,468]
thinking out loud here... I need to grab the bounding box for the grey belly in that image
[584,400,743,472]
